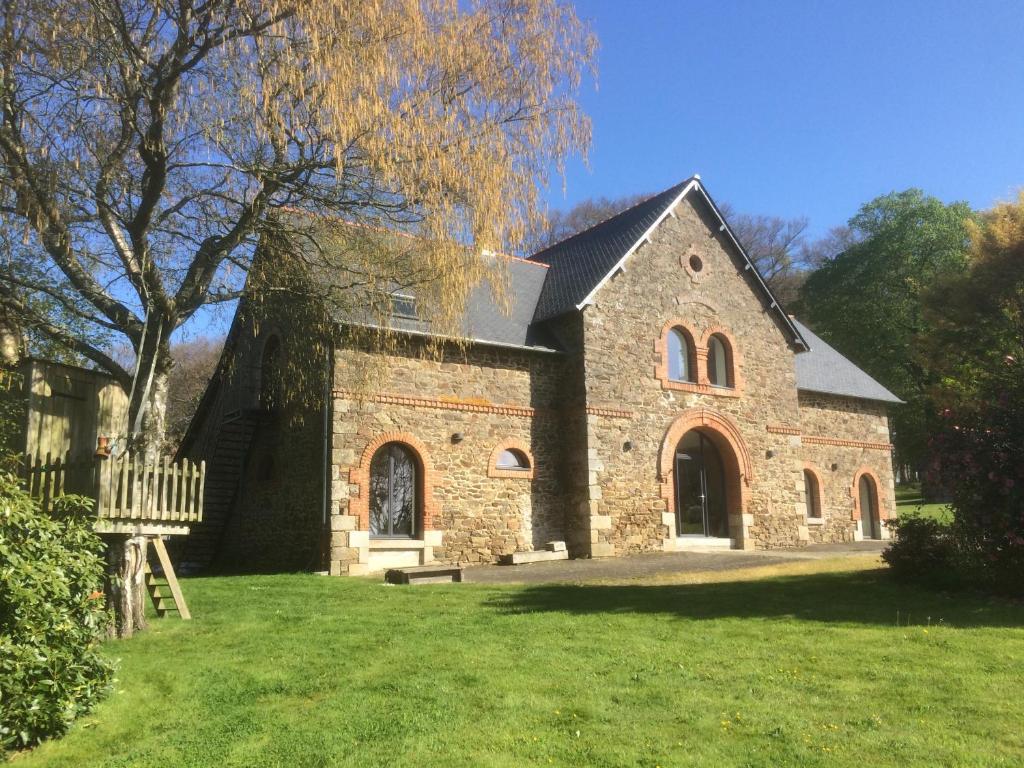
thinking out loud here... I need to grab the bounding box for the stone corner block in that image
[590,541,615,558]
[591,514,612,531]
[330,514,359,531]
[348,530,370,547]
[423,529,444,547]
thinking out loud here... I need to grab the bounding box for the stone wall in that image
[180,291,328,573]
[575,194,808,554]
[796,391,897,543]
[327,337,569,574]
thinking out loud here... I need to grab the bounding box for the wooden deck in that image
[19,451,205,535]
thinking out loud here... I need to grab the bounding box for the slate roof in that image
[792,318,903,404]
[381,255,559,352]
[527,179,695,321]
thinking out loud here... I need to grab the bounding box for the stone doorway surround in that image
[657,407,755,551]
[329,430,444,576]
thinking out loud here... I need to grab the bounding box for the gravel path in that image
[462,541,887,584]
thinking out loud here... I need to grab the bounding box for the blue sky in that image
[547,0,1024,238]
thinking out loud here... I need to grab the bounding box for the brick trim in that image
[334,388,636,421]
[802,462,825,520]
[487,439,535,479]
[653,321,743,397]
[657,407,754,546]
[850,466,888,522]
[803,435,893,451]
[766,424,801,436]
[348,431,438,532]
[585,405,634,419]
[335,388,535,417]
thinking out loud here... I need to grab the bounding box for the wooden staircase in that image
[178,409,264,571]
[144,537,191,619]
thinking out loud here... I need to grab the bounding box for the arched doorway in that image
[659,408,753,549]
[674,429,730,538]
[369,442,419,538]
[858,473,881,540]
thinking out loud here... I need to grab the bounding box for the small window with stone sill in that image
[495,449,530,471]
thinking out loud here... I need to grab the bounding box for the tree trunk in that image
[126,334,173,459]
[105,535,148,639]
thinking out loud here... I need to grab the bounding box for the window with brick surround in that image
[803,469,822,519]
[496,449,530,471]
[667,327,697,383]
[707,333,734,388]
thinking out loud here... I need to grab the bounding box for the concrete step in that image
[498,549,571,565]
[385,565,463,585]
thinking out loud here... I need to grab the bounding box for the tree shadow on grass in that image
[485,569,1024,629]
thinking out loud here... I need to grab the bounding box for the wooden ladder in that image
[144,537,192,620]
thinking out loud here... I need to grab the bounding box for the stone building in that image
[180,176,901,575]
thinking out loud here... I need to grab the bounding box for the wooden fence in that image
[19,452,205,526]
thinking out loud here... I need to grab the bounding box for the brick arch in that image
[487,438,535,479]
[658,408,754,548]
[697,325,745,392]
[348,431,438,533]
[850,466,887,522]
[802,462,825,519]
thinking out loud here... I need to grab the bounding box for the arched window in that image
[496,448,530,471]
[858,473,881,539]
[707,334,734,388]
[667,327,697,383]
[369,442,418,538]
[803,469,822,519]
[259,335,282,411]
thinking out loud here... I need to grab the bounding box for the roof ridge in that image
[527,177,694,262]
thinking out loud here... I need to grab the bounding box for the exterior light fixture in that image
[451,433,464,444]
[623,440,633,452]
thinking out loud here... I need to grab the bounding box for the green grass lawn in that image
[16,565,1024,768]
[895,484,952,522]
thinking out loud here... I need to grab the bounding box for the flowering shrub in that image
[920,356,1024,596]
[0,474,112,752]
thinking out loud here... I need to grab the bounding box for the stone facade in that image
[795,391,896,543]
[326,339,570,574]
[186,182,899,576]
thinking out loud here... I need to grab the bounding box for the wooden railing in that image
[96,454,205,523]
[19,452,205,527]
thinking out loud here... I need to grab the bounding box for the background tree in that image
[797,189,975,476]
[165,337,223,454]
[887,193,1024,594]
[0,0,594,453]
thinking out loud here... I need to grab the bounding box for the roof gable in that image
[527,177,807,350]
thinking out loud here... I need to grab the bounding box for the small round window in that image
[688,254,704,273]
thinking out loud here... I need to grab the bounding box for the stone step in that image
[675,536,734,551]
[498,549,571,565]
[385,565,464,585]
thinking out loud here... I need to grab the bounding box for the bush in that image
[882,516,965,590]
[0,473,113,752]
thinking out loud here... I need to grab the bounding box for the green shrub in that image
[0,473,112,752]
[883,515,965,590]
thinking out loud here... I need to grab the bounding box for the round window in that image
[688,254,704,273]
